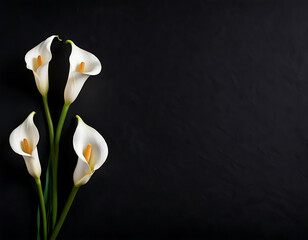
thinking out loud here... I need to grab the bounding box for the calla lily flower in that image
[9,112,41,179]
[25,35,59,96]
[64,40,102,104]
[73,116,108,186]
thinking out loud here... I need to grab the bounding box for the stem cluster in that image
[37,97,77,240]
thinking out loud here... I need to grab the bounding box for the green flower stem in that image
[49,186,79,240]
[42,95,55,231]
[42,95,54,203]
[52,102,70,228]
[38,94,55,235]
[42,95,54,150]
[35,178,47,240]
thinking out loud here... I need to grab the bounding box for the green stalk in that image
[49,186,79,240]
[37,160,51,240]
[42,96,56,230]
[37,95,55,239]
[35,178,48,240]
[42,95,55,149]
[42,95,55,209]
[52,103,70,228]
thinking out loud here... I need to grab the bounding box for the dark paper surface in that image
[1,1,308,239]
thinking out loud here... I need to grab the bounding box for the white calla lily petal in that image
[73,158,93,186]
[9,112,41,179]
[68,41,102,75]
[73,116,108,186]
[9,112,39,156]
[64,40,102,104]
[64,72,89,104]
[25,35,59,96]
[23,147,41,179]
[33,64,49,96]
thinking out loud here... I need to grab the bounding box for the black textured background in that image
[1,0,308,239]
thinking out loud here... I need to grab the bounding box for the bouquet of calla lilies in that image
[9,35,108,240]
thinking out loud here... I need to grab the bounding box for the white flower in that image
[64,40,102,104]
[25,35,59,96]
[9,112,41,179]
[73,116,108,186]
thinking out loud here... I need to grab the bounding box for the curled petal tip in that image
[29,111,36,117]
[75,115,82,121]
[66,40,74,45]
[56,35,62,41]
